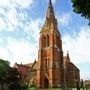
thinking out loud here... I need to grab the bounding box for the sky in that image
[0,0,90,80]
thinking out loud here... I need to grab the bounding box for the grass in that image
[28,87,36,90]
[28,87,62,90]
[28,87,90,90]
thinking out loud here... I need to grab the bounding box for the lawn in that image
[28,87,62,90]
[28,87,90,90]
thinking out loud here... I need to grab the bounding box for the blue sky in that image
[0,0,90,80]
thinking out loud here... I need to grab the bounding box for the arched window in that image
[43,36,47,48]
[47,35,49,47]
[46,59,47,68]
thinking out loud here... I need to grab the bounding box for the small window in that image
[47,35,49,47]
[43,36,47,48]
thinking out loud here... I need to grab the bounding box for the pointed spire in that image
[46,0,55,19]
[40,0,59,34]
[21,62,23,65]
[67,51,70,61]
[49,0,51,5]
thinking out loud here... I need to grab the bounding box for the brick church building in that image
[14,0,80,88]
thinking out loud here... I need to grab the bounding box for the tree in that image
[80,79,84,90]
[71,0,90,25]
[76,81,80,90]
[0,59,10,90]
[7,68,21,90]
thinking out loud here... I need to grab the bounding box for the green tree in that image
[0,59,10,90]
[76,81,80,90]
[71,0,90,25]
[7,68,21,90]
[80,79,84,90]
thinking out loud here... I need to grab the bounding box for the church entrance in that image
[43,77,49,88]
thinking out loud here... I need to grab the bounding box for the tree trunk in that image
[1,83,4,90]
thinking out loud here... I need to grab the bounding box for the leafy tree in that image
[80,79,84,90]
[0,59,10,90]
[7,68,21,90]
[7,68,21,83]
[71,0,90,25]
[76,81,80,90]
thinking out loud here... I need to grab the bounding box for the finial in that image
[35,58,36,62]
[67,51,70,61]
[49,0,52,6]
[49,0,52,4]
[67,51,69,53]
[46,0,54,18]
[21,62,22,65]
[67,51,69,56]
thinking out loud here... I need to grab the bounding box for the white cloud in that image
[52,0,56,4]
[0,17,43,66]
[0,17,6,31]
[0,47,11,60]
[0,0,43,66]
[15,0,34,9]
[0,0,36,32]
[0,0,11,8]
[5,8,24,31]
[24,18,43,42]
[7,38,37,65]
[0,0,35,9]
[57,13,72,26]
[0,38,3,43]
[0,38,38,66]
[63,26,90,64]
[0,9,18,31]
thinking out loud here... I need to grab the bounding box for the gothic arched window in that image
[47,35,49,47]
[45,58,49,68]
[43,35,47,48]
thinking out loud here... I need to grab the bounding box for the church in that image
[14,0,80,88]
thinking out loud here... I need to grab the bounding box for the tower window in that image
[46,59,47,68]
[46,58,49,68]
[43,36,47,48]
[47,35,49,47]
[43,35,50,48]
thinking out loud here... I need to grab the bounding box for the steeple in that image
[40,0,59,33]
[67,51,70,61]
[49,0,51,4]
[46,0,55,19]
[38,0,64,88]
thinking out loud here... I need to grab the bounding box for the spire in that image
[46,0,55,19]
[67,51,70,61]
[49,0,51,5]
[40,0,59,34]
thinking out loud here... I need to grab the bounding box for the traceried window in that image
[45,58,48,68]
[46,58,49,68]
[43,36,47,48]
[47,35,49,47]
[43,35,50,48]
[43,58,49,69]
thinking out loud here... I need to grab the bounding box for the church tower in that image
[37,0,64,88]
